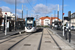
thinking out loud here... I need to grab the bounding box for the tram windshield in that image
[27,24,32,27]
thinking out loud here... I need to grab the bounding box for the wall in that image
[44,19,50,26]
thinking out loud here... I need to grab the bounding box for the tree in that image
[46,16,49,17]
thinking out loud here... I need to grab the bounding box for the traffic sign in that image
[5,13,7,15]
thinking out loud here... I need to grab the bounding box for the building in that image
[40,17,51,26]
[71,12,75,26]
[0,12,15,27]
[39,17,61,26]
[2,12,15,20]
[36,19,41,26]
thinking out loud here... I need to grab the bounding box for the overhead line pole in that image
[57,4,59,19]
[62,0,64,36]
[27,9,28,17]
[22,4,23,19]
[15,0,17,31]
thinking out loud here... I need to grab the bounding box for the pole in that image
[62,0,64,22]
[15,0,17,31]
[27,9,28,17]
[3,17,5,32]
[36,15,38,19]
[69,19,71,42]
[68,11,71,43]
[5,15,7,35]
[62,0,64,36]
[63,14,64,36]
[54,10,56,17]
[22,4,23,19]
[57,4,59,19]
[57,4,59,29]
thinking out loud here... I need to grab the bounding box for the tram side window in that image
[25,21,27,26]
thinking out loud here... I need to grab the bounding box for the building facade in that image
[71,13,75,26]
[39,17,61,26]
[2,12,15,20]
[0,12,15,27]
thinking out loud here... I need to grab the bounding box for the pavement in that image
[10,29,42,50]
[0,30,25,39]
[0,33,30,50]
[0,28,74,50]
[48,28,75,50]
[41,28,59,50]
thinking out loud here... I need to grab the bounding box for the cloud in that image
[3,0,36,4]
[0,6,11,12]
[17,9,22,14]
[0,6,22,13]
[33,4,58,14]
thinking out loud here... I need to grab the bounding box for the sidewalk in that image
[0,30,25,39]
[48,28,74,50]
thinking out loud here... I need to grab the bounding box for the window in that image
[45,20,49,21]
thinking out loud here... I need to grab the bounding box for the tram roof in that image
[26,17,34,19]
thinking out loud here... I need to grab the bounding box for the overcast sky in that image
[0,0,75,19]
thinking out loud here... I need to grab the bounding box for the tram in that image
[25,17,36,32]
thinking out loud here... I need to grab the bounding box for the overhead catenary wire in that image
[27,0,36,12]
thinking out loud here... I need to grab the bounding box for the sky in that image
[0,0,75,20]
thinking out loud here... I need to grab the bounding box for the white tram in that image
[25,17,36,32]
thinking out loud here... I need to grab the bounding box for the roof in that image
[40,17,51,20]
[40,17,60,20]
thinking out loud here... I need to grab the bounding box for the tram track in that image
[8,28,43,50]
[0,32,30,44]
[47,29,62,50]
[0,32,33,50]
[38,28,61,50]
[8,33,32,50]
[38,28,43,50]
[0,28,65,50]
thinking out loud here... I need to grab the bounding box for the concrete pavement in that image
[49,28,75,49]
[41,28,59,50]
[48,28,74,50]
[0,30,25,40]
[0,28,74,50]
[0,33,29,50]
[11,31,42,50]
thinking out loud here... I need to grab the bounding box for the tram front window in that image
[26,24,33,29]
[27,24,32,27]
